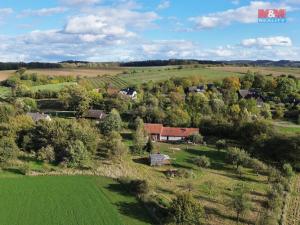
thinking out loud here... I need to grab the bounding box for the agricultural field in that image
[0,68,125,81]
[85,66,238,88]
[127,142,269,225]
[0,175,153,225]
[31,82,77,92]
[209,66,300,78]
[0,70,15,81]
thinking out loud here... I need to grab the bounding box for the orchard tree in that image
[168,192,205,225]
[229,183,251,224]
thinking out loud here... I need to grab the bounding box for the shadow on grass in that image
[2,168,23,175]
[172,162,193,170]
[132,157,149,166]
[210,170,261,183]
[205,206,255,225]
[116,201,155,224]
[106,182,159,224]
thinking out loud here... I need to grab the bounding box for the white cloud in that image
[189,1,290,29]
[20,7,67,17]
[231,0,240,5]
[0,8,13,15]
[60,0,100,5]
[241,36,292,47]
[157,0,171,10]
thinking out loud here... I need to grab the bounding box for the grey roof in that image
[238,89,251,98]
[85,110,107,119]
[27,112,51,122]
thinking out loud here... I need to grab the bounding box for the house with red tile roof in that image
[144,123,199,142]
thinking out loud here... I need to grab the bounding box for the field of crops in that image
[85,66,238,89]
[210,66,300,78]
[0,175,153,225]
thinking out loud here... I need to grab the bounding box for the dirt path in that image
[285,174,300,225]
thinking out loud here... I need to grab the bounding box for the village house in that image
[238,89,264,107]
[119,87,137,99]
[150,153,171,166]
[186,85,205,93]
[144,123,199,142]
[27,112,51,122]
[84,109,107,120]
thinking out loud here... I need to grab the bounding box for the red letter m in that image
[258,9,268,18]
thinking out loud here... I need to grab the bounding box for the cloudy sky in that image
[0,0,299,62]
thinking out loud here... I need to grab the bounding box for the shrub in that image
[188,134,203,144]
[193,156,211,168]
[0,137,19,163]
[19,163,30,175]
[282,163,294,179]
[167,192,205,225]
[66,140,91,168]
[216,139,227,151]
[36,145,55,163]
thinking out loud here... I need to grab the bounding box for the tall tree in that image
[100,109,122,135]
[132,117,147,154]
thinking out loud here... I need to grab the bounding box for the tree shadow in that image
[132,157,149,165]
[106,182,160,225]
[2,168,24,175]
[116,201,155,224]
[205,206,255,225]
[210,170,261,183]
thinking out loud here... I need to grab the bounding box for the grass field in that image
[31,82,77,92]
[85,66,238,88]
[210,66,300,78]
[0,175,153,225]
[273,121,300,134]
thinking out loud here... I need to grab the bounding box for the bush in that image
[0,137,19,163]
[216,139,227,151]
[188,134,203,144]
[282,163,294,179]
[118,177,150,197]
[19,163,30,175]
[168,192,205,225]
[193,156,211,168]
[66,140,91,168]
[36,145,55,163]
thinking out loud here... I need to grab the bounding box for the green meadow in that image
[0,175,153,225]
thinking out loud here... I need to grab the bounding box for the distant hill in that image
[120,59,300,67]
[0,62,62,70]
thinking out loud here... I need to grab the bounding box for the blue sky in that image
[0,0,299,62]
